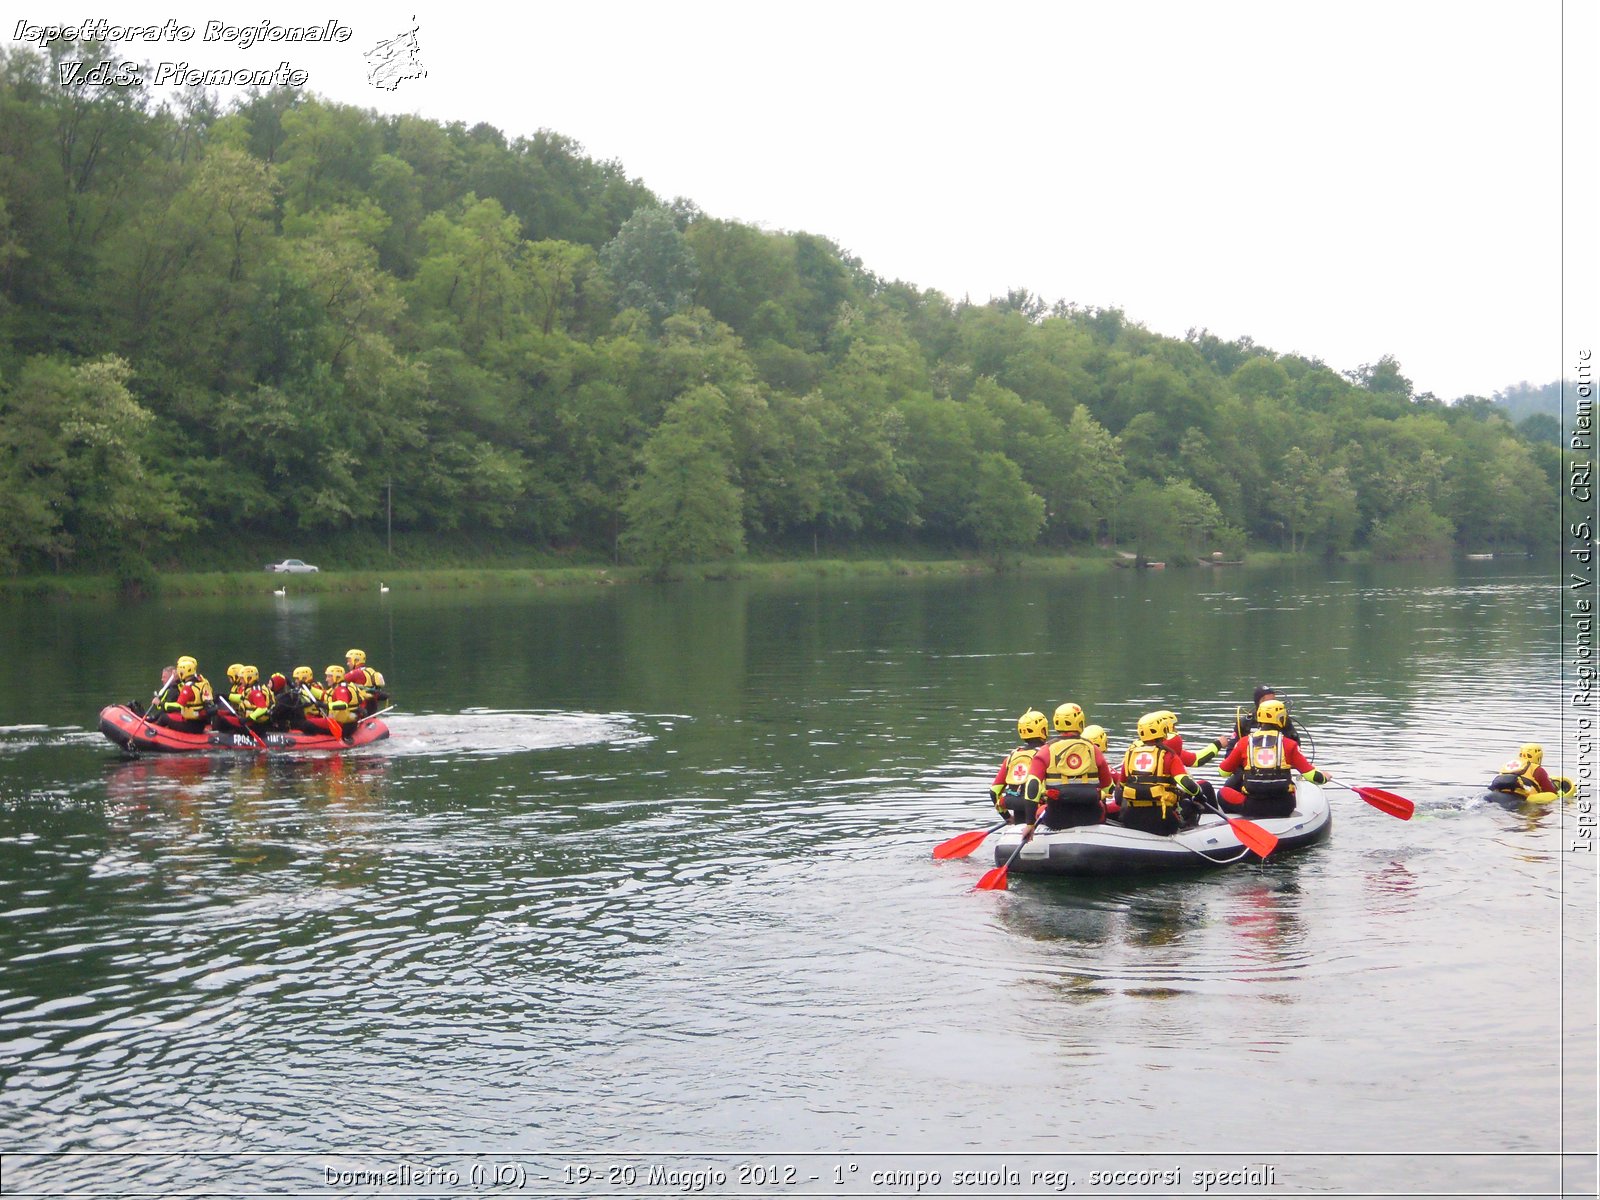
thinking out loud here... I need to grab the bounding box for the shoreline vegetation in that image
[0,548,1421,602]
[0,51,1562,586]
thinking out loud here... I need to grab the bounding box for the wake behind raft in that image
[989,781,1332,877]
[98,702,389,753]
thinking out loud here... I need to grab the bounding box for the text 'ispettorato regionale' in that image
[10,18,354,49]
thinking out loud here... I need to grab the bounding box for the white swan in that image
[273,586,287,596]
[379,582,390,593]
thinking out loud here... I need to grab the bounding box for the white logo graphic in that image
[366,16,426,90]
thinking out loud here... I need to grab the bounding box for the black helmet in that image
[1252,684,1276,705]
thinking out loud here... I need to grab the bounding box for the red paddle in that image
[216,696,269,752]
[1326,778,1414,820]
[932,821,1006,860]
[1205,802,1279,858]
[975,824,1038,891]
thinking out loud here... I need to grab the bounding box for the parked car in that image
[266,559,320,573]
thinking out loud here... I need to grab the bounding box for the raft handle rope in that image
[1001,813,1255,870]
[1181,806,1259,866]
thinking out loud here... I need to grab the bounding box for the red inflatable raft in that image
[98,703,390,753]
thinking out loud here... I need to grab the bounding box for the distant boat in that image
[1465,553,1494,560]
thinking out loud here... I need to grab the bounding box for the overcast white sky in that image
[9,0,1596,401]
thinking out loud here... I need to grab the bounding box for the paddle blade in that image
[1224,815,1279,859]
[974,865,1010,891]
[1355,786,1414,820]
[933,829,992,859]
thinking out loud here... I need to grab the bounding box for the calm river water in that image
[0,559,1592,1197]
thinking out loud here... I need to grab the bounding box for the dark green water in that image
[0,559,1591,1196]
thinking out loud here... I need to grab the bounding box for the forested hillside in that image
[1493,381,1565,444]
[0,45,1560,578]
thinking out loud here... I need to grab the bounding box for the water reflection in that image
[0,558,1583,1173]
[987,864,1319,1002]
[91,754,398,896]
[1361,858,1421,914]
[1223,881,1306,953]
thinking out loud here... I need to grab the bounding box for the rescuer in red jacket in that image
[1019,702,1113,828]
[1117,711,1204,835]
[1214,699,1329,818]
[990,710,1050,825]
[1486,744,1559,804]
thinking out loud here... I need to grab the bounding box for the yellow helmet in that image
[1052,702,1085,734]
[325,664,345,682]
[1154,709,1177,737]
[1256,699,1288,729]
[175,656,198,680]
[1137,711,1168,741]
[292,666,314,684]
[345,648,366,665]
[1520,743,1543,767]
[239,665,259,686]
[225,663,244,683]
[1082,724,1107,753]
[1017,709,1049,742]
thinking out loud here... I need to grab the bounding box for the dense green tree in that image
[283,202,404,371]
[1516,412,1561,445]
[899,392,985,541]
[1166,479,1231,560]
[1438,420,1546,549]
[0,355,191,569]
[1050,406,1125,543]
[0,70,1564,572]
[806,340,922,537]
[408,195,522,353]
[964,451,1045,566]
[601,205,698,326]
[685,218,799,338]
[520,240,608,337]
[790,232,858,350]
[622,385,744,574]
[1231,355,1292,402]
[1369,506,1455,559]
[101,145,277,376]
[276,99,383,215]
[1117,478,1230,562]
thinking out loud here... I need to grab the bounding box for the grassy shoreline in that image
[0,549,1334,601]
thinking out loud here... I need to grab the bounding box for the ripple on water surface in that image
[0,564,1586,1172]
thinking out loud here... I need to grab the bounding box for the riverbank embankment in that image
[0,549,1332,602]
